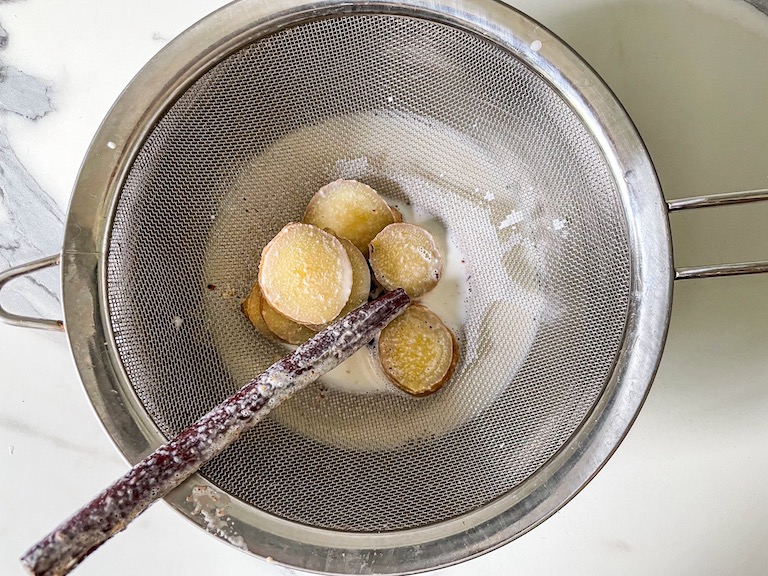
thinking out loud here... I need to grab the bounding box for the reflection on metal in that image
[667,188,768,211]
[676,261,768,280]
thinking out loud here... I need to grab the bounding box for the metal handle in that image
[0,254,64,331]
[668,188,768,280]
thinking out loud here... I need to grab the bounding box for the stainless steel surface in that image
[57,0,673,572]
[0,254,63,331]
[667,188,768,211]
[675,261,768,280]
[669,189,768,279]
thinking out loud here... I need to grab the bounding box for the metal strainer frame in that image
[2,0,768,573]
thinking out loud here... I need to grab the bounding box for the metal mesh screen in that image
[106,14,630,532]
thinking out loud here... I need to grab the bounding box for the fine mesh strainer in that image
[2,0,768,573]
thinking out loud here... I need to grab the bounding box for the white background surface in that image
[1,1,767,575]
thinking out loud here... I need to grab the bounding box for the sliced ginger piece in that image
[369,223,443,298]
[260,296,317,345]
[303,179,395,254]
[336,237,372,318]
[389,205,404,223]
[241,283,276,338]
[258,223,352,326]
[378,304,458,396]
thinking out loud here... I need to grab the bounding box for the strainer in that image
[2,0,768,573]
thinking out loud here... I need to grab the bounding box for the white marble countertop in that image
[1,1,767,575]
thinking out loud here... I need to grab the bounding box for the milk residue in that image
[187,486,247,550]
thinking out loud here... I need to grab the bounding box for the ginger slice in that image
[303,179,395,254]
[389,205,404,223]
[241,283,276,338]
[368,223,443,298]
[377,304,458,396]
[241,282,316,344]
[336,237,372,318]
[258,223,352,326]
[260,296,316,345]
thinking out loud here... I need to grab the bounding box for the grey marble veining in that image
[0,64,52,118]
[0,20,63,321]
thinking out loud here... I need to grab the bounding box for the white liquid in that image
[319,198,470,396]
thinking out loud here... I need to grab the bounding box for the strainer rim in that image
[60,0,672,573]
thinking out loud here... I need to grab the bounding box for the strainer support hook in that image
[668,188,768,280]
[0,254,64,331]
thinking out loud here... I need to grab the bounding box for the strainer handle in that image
[668,188,768,280]
[0,254,64,331]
